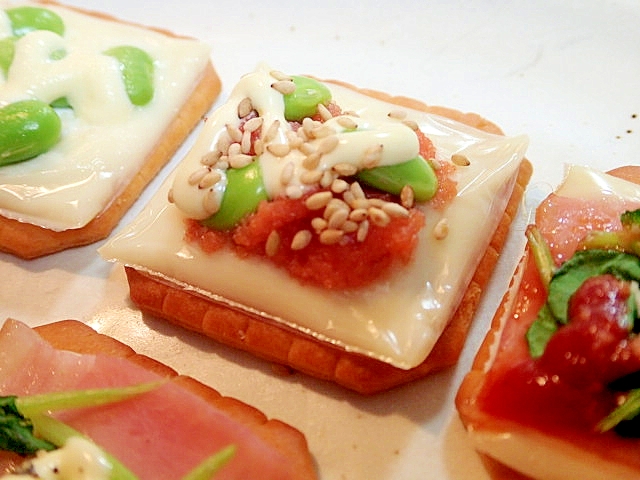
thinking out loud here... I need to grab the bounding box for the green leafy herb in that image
[598,389,640,433]
[0,396,56,455]
[16,381,164,418]
[525,225,555,290]
[525,304,558,358]
[579,208,640,256]
[181,445,237,480]
[0,382,162,457]
[524,209,640,358]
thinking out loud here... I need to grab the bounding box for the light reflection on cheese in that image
[100,73,529,369]
[0,2,210,231]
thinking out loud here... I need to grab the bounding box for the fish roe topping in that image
[176,66,458,288]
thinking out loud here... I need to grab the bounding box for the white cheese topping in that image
[100,68,528,369]
[0,2,211,231]
[1,437,111,480]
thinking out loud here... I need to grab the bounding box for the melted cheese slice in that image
[100,74,528,369]
[0,2,211,231]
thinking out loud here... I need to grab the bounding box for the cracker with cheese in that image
[100,65,531,394]
[0,1,220,258]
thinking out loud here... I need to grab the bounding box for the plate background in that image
[2,1,640,478]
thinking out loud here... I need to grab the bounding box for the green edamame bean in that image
[356,156,438,202]
[0,99,62,166]
[283,76,332,122]
[6,6,65,37]
[201,161,268,230]
[104,46,155,106]
[0,37,15,78]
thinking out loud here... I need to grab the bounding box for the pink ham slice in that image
[0,319,298,480]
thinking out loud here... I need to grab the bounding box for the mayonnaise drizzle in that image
[1,437,111,480]
[170,64,419,221]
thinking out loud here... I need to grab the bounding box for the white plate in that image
[2,1,640,478]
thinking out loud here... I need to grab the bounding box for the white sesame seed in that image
[336,116,357,130]
[319,229,344,245]
[368,207,391,227]
[361,144,383,169]
[302,152,321,170]
[388,109,407,120]
[341,220,359,234]
[342,190,356,207]
[317,103,333,121]
[270,70,292,82]
[227,142,242,157]
[271,80,296,95]
[451,153,471,166]
[367,198,386,208]
[241,131,252,154]
[265,230,280,257]
[167,188,174,203]
[263,120,280,142]
[327,208,349,229]
[333,163,358,177]
[266,143,291,157]
[300,169,323,185]
[225,124,243,143]
[199,170,222,189]
[305,191,333,210]
[216,132,232,154]
[400,185,415,208]
[349,208,368,222]
[311,217,328,232]
[317,135,340,155]
[311,124,335,139]
[349,181,366,200]
[302,117,320,131]
[237,97,253,118]
[202,189,220,214]
[243,116,263,133]
[188,166,210,186]
[356,220,369,242]
[323,198,349,220]
[331,178,349,194]
[201,150,221,166]
[433,218,449,240]
[299,140,315,155]
[280,161,295,185]
[286,131,303,149]
[228,154,253,169]
[320,170,335,188]
[382,202,410,218]
[291,230,313,250]
[350,198,371,210]
[253,139,265,156]
[285,185,303,199]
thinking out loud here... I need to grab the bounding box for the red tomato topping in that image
[184,116,451,289]
[479,271,640,434]
[235,193,425,289]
